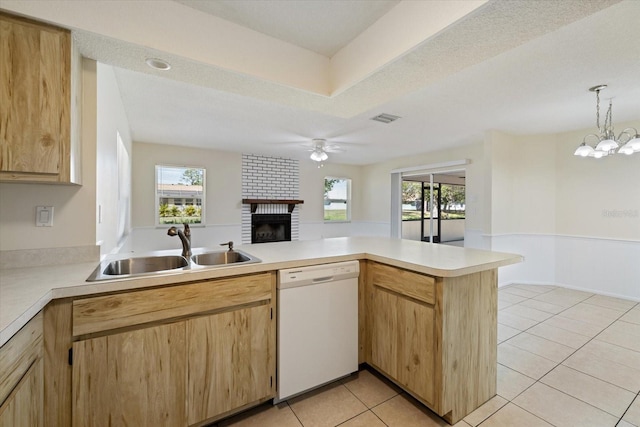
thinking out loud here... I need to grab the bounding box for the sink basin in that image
[103,255,189,275]
[87,255,189,281]
[86,249,261,282]
[191,250,259,266]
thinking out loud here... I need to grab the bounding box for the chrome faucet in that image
[167,224,191,258]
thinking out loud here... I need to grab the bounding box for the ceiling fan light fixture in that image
[309,138,329,162]
[310,150,328,162]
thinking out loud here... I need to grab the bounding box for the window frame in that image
[155,164,206,227]
[323,176,352,223]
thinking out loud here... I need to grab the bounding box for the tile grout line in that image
[284,400,305,427]
[497,288,640,424]
[537,365,635,420]
[475,397,558,427]
[616,391,640,427]
[500,290,637,383]
[337,369,396,427]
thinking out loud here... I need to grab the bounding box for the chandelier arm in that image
[617,127,639,143]
[582,134,601,145]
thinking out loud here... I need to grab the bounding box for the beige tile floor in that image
[212,284,640,427]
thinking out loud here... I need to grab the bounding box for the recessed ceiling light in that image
[145,58,171,71]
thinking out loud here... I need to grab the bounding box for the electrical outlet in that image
[36,206,54,227]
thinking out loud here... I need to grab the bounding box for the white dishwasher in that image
[276,260,359,402]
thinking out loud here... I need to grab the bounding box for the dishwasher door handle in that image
[312,276,334,283]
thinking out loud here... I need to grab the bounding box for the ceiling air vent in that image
[371,113,401,124]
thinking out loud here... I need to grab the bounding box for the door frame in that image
[391,159,469,241]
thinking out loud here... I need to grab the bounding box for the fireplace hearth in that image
[251,214,291,244]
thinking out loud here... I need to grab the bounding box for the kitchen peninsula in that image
[0,237,521,426]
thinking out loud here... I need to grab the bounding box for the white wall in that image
[358,122,639,299]
[360,141,487,237]
[553,121,640,299]
[126,142,364,252]
[298,161,363,240]
[127,142,243,253]
[487,131,557,236]
[485,123,640,299]
[0,58,98,258]
[96,63,133,256]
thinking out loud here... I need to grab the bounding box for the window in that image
[156,165,205,225]
[324,177,351,222]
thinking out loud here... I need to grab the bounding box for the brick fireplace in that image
[241,154,301,244]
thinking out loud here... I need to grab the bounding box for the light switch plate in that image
[36,206,54,227]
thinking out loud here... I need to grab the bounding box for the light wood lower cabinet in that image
[187,304,274,425]
[366,261,497,425]
[0,311,44,427]
[69,272,276,427]
[72,322,187,427]
[0,358,44,427]
[370,265,436,407]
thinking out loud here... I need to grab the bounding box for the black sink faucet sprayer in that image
[220,241,234,251]
[167,224,191,258]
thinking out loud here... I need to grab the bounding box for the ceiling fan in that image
[308,139,344,162]
[270,134,364,164]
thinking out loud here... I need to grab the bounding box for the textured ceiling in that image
[1,0,638,166]
[174,0,400,57]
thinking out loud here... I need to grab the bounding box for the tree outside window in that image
[156,165,205,225]
[324,177,351,221]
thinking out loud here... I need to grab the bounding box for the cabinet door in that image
[0,13,71,181]
[371,287,398,378]
[72,322,187,427]
[0,358,43,427]
[187,304,274,424]
[371,285,436,406]
[396,296,435,405]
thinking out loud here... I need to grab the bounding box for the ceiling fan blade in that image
[324,145,345,153]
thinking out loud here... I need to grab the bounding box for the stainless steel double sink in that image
[87,249,260,281]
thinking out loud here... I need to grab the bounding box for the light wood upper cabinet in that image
[0,12,79,184]
[0,311,44,427]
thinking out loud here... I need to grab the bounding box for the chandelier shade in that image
[574,85,639,158]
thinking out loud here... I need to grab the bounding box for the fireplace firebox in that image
[251,214,291,244]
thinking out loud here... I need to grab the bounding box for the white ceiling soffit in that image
[109,0,640,166]
[0,0,620,118]
[174,0,400,57]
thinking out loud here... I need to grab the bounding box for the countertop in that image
[0,237,522,346]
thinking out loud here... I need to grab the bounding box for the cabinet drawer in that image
[72,272,273,336]
[369,262,435,305]
[0,311,43,405]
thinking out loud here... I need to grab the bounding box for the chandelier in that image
[574,85,640,158]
